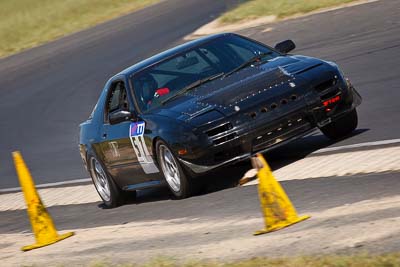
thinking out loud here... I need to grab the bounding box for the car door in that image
[99,79,160,189]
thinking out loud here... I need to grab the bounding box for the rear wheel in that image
[320,109,358,140]
[156,140,193,199]
[88,154,135,208]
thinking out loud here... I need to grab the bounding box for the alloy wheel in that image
[159,144,181,192]
[91,158,111,202]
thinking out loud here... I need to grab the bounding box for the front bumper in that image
[179,113,315,173]
[179,80,361,174]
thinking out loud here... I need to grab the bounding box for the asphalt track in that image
[1,170,399,234]
[0,0,240,189]
[0,0,399,192]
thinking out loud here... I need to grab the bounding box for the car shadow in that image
[109,128,368,208]
[197,128,369,195]
[98,186,172,209]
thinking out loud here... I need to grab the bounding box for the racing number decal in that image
[130,122,147,161]
[129,122,159,174]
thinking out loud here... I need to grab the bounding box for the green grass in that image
[220,0,360,24]
[0,0,160,58]
[84,253,400,267]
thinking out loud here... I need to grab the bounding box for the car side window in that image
[108,84,121,112]
[105,81,129,122]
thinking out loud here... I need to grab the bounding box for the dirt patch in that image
[185,0,379,40]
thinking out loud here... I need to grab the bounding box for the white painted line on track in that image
[312,139,400,154]
[0,184,100,211]
[0,178,91,193]
[244,145,400,187]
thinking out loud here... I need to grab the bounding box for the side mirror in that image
[109,110,133,125]
[274,40,296,54]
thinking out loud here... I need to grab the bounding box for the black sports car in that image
[79,33,361,207]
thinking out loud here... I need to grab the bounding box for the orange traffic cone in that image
[252,153,310,235]
[12,151,74,251]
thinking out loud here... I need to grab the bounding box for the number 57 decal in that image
[129,122,159,174]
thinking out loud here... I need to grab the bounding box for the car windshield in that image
[131,35,280,112]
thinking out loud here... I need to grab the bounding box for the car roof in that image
[116,33,233,78]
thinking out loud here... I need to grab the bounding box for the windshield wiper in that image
[161,72,224,105]
[223,52,273,78]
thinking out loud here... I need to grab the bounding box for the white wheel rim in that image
[159,145,181,192]
[91,158,111,202]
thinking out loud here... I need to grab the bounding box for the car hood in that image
[153,55,335,125]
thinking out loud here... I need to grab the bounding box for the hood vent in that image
[279,62,323,75]
[294,63,323,75]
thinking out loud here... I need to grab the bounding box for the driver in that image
[136,73,170,110]
[137,73,158,106]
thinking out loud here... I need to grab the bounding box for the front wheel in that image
[156,140,193,199]
[88,154,135,208]
[320,109,358,140]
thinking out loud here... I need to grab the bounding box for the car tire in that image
[320,109,358,140]
[156,140,193,199]
[88,154,135,208]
